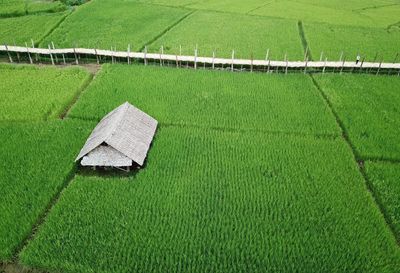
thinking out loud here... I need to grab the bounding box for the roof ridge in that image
[106,102,130,143]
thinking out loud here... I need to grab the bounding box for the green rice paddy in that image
[0,0,399,272]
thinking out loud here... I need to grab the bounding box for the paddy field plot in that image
[0,64,90,121]
[0,0,66,17]
[186,0,274,14]
[314,74,400,160]
[290,0,397,11]
[40,1,189,50]
[0,120,93,261]
[68,64,339,135]
[365,161,400,240]
[149,11,303,60]
[248,0,396,27]
[21,127,400,273]
[0,12,68,45]
[304,23,400,62]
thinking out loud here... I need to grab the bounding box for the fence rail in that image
[1,45,400,75]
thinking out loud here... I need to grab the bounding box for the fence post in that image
[51,42,58,63]
[359,57,365,73]
[376,60,382,75]
[179,45,182,67]
[285,53,288,74]
[340,56,346,74]
[212,50,215,69]
[323,57,327,73]
[13,40,20,62]
[231,50,234,71]
[25,42,33,64]
[48,44,55,65]
[4,44,13,63]
[160,46,163,66]
[144,46,147,66]
[73,47,78,65]
[31,39,38,62]
[264,49,269,72]
[250,53,253,72]
[334,51,343,73]
[369,52,378,73]
[194,46,198,70]
[127,44,131,65]
[94,48,99,65]
[319,51,323,61]
[304,57,308,74]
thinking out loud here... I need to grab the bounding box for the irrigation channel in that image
[1,45,400,75]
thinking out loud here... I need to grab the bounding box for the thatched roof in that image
[76,102,158,166]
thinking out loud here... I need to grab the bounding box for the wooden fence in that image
[1,45,400,75]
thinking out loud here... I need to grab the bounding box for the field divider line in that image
[60,68,100,119]
[11,165,80,262]
[139,10,196,52]
[35,10,72,48]
[361,157,400,165]
[310,74,400,246]
[246,0,275,15]
[297,20,313,61]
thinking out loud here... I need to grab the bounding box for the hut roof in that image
[76,102,158,166]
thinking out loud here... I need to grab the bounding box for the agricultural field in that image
[0,0,66,17]
[68,64,339,135]
[20,128,400,272]
[314,74,400,160]
[365,161,400,240]
[0,12,69,46]
[0,120,93,261]
[149,11,303,60]
[40,1,189,50]
[304,23,400,62]
[0,64,91,121]
[1,0,400,272]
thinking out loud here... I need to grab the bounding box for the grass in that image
[304,22,400,62]
[0,12,68,45]
[0,64,91,121]
[314,74,400,160]
[149,11,304,60]
[0,0,66,17]
[21,127,400,272]
[187,0,274,14]
[248,0,395,27]
[0,120,94,261]
[365,161,400,240]
[68,64,339,136]
[40,1,189,50]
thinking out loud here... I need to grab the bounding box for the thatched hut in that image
[75,102,158,171]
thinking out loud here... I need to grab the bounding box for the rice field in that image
[365,161,400,240]
[1,0,400,272]
[0,64,91,121]
[68,64,339,135]
[40,1,189,50]
[0,12,68,45]
[148,11,303,60]
[20,127,400,273]
[314,74,400,160]
[0,120,93,261]
[0,0,66,17]
[304,23,400,62]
